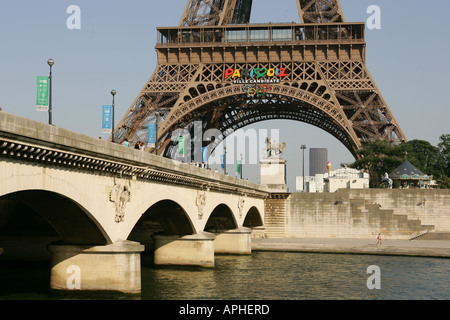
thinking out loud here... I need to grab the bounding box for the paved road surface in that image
[252,238,450,258]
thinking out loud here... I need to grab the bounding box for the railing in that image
[156,22,365,46]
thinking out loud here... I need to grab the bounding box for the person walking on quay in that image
[376,233,382,247]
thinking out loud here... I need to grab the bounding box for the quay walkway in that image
[252,238,450,258]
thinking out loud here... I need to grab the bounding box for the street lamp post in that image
[111,90,116,143]
[47,59,54,125]
[240,153,243,179]
[155,111,164,154]
[301,145,307,192]
[223,146,227,175]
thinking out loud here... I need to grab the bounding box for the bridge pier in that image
[213,227,252,255]
[48,241,144,295]
[152,232,215,267]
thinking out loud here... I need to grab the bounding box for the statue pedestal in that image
[260,157,287,192]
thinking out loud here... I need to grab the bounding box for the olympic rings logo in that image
[243,85,271,97]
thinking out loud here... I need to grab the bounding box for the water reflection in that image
[141,252,450,300]
[0,252,448,300]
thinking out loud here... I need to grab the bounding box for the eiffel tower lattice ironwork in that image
[113,0,407,159]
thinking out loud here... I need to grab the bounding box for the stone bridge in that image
[0,112,269,294]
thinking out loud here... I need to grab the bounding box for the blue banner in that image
[202,147,208,163]
[102,105,112,133]
[148,123,156,147]
[221,155,226,169]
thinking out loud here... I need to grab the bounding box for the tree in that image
[405,139,445,180]
[346,136,449,189]
[438,134,450,176]
[438,134,450,188]
[347,140,407,188]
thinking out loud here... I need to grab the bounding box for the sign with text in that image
[225,67,289,85]
[102,105,112,134]
[148,123,156,148]
[36,76,49,111]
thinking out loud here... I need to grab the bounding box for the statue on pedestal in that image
[265,138,286,158]
[261,138,287,192]
[381,172,393,189]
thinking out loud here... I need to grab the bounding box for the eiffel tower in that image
[113,0,407,159]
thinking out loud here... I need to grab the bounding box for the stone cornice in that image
[0,112,269,199]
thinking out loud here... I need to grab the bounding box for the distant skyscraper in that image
[310,148,328,176]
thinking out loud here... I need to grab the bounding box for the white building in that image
[296,167,369,193]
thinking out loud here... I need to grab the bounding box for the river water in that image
[0,251,449,300]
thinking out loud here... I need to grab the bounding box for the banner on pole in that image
[236,160,242,173]
[36,76,49,111]
[178,136,185,156]
[221,155,226,169]
[148,123,156,148]
[202,147,208,163]
[102,105,112,134]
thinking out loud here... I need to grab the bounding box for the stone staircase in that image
[350,198,435,240]
[262,192,437,240]
[411,232,450,241]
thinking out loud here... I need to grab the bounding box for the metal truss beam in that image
[113,1,406,160]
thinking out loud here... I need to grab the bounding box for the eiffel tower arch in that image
[113,0,407,159]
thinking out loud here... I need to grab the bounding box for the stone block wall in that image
[262,194,290,238]
[343,189,450,233]
[261,189,450,240]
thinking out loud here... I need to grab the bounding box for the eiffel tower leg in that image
[329,63,407,145]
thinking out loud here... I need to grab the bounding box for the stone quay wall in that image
[261,189,450,240]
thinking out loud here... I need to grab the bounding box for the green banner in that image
[236,160,242,173]
[36,76,49,111]
[178,136,185,156]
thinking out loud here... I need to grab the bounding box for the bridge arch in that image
[243,206,264,229]
[204,203,237,232]
[158,83,361,158]
[129,199,195,239]
[0,190,111,246]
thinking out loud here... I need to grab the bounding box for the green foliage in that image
[436,177,450,189]
[438,134,450,177]
[404,140,443,179]
[347,140,406,188]
[346,136,449,189]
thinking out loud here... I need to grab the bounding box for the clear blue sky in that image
[1,1,449,189]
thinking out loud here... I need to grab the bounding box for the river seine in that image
[0,251,449,300]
